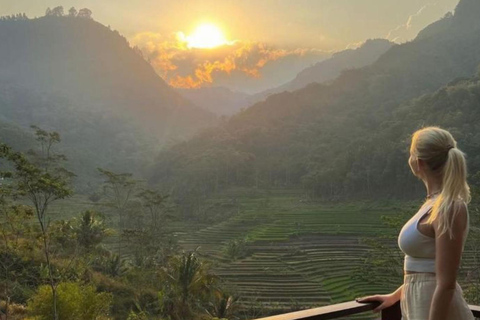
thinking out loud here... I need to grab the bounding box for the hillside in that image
[249,39,395,104]
[0,15,215,138]
[0,14,217,190]
[150,0,480,200]
[0,82,160,190]
[179,40,393,117]
[177,86,251,116]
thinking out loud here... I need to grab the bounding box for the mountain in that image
[0,81,161,190]
[177,86,251,116]
[0,15,215,139]
[249,39,394,104]
[150,0,480,200]
[178,40,393,117]
[0,14,216,190]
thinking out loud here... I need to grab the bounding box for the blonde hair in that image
[410,126,471,239]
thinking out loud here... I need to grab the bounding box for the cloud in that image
[345,41,365,50]
[386,3,449,43]
[131,32,329,89]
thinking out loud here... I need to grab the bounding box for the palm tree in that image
[206,292,239,319]
[160,250,218,320]
[76,210,108,252]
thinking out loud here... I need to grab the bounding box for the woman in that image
[356,126,474,320]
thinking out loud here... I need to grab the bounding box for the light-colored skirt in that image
[401,273,475,320]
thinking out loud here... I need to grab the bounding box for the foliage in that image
[0,300,28,319]
[159,250,221,320]
[48,219,77,256]
[90,272,137,319]
[137,188,168,235]
[27,282,112,320]
[222,237,251,261]
[0,13,28,21]
[92,253,130,278]
[44,6,92,19]
[0,126,75,320]
[121,229,160,268]
[98,168,138,229]
[126,311,149,320]
[75,210,109,252]
[205,292,239,320]
[0,251,41,304]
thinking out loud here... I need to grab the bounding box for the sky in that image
[0,0,461,93]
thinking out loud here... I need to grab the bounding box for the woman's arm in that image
[355,284,403,312]
[391,284,403,301]
[428,202,468,320]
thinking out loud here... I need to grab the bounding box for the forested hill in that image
[150,0,480,200]
[0,14,215,139]
[249,39,394,104]
[0,12,217,190]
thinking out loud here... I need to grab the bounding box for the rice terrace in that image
[172,189,479,319]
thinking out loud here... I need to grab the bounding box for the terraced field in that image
[176,189,480,319]
[175,189,412,319]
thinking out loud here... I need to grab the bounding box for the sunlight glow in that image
[179,24,228,49]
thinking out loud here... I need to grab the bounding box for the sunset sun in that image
[179,23,228,49]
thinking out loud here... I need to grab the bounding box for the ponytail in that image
[424,140,471,239]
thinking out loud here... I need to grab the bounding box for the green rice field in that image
[173,188,478,319]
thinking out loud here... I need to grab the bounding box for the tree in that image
[0,126,74,320]
[206,292,239,320]
[49,6,64,17]
[92,253,129,278]
[137,188,167,235]
[68,7,78,17]
[0,13,28,21]
[159,250,219,320]
[223,237,250,261]
[118,188,173,268]
[0,196,36,319]
[75,210,109,253]
[97,168,138,230]
[77,8,92,19]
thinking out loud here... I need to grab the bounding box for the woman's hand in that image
[355,293,398,313]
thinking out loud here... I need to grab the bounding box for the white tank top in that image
[397,197,469,273]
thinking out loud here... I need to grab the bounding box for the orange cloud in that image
[131,32,327,89]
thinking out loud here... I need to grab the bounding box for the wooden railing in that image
[254,300,480,320]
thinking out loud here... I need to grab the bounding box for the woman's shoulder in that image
[440,199,469,236]
[452,198,469,214]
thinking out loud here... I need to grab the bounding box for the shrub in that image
[27,282,112,320]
